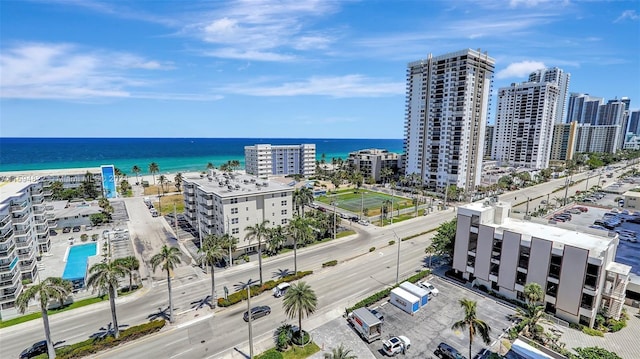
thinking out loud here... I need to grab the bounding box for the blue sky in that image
[1,0,639,139]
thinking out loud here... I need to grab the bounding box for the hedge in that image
[346,270,430,313]
[33,320,166,359]
[256,349,284,359]
[217,271,313,307]
[322,260,338,267]
[582,326,605,337]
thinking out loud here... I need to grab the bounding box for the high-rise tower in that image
[528,67,570,124]
[404,49,495,192]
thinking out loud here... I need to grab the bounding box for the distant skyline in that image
[1,0,639,138]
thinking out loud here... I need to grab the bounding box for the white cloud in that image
[219,75,404,98]
[614,10,639,23]
[187,0,338,61]
[0,42,205,100]
[496,60,546,79]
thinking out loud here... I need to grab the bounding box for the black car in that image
[243,305,271,322]
[435,342,467,359]
[72,226,81,232]
[20,341,47,359]
[62,227,71,233]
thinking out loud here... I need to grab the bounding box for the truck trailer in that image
[399,281,429,307]
[347,307,383,342]
[390,287,420,315]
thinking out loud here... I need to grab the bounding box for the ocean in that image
[0,138,404,174]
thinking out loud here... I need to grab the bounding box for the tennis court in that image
[317,190,412,214]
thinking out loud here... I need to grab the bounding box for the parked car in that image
[551,216,566,222]
[72,226,81,232]
[20,341,47,359]
[589,225,607,230]
[243,305,271,322]
[382,336,410,356]
[575,206,588,212]
[62,227,71,233]
[84,225,92,231]
[435,342,467,359]
[418,281,439,296]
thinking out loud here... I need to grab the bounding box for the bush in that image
[322,260,338,267]
[217,271,313,307]
[81,234,89,242]
[53,320,166,358]
[91,234,99,241]
[257,349,284,359]
[607,318,627,332]
[582,326,604,337]
[369,247,376,252]
[388,240,395,245]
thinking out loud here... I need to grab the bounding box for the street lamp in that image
[236,279,259,359]
[332,201,337,241]
[393,230,401,285]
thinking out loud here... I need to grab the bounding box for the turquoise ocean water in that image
[0,138,403,175]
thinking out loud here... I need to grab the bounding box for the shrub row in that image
[34,320,166,359]
[217,271,313,307]
[256,349,284,359]
[369,247,376,252]
[322,260,338,267]
[346,270,430,313]
[582,326,605,337]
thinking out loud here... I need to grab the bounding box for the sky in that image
[1,0,639,139]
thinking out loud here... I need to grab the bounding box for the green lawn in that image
[256,343,321,359]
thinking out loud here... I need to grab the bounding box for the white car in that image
[419,281,439,296]
[382,336,411,356]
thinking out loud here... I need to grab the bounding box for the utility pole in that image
[393,231,401,285]
[332,201,337,241]
[173,203,178,241]
[361,191,364,220]
[390,184,394,225]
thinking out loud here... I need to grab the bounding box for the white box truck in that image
[399,281,429,307]
[390,287,420,315]
[347,307,383,343]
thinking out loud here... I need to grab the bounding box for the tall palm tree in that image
[514,302,545,338]
[132,165,141,185]
[219,233,238,266]
[293,186,314,216]
[149,162,159,185]
[283,281,317,346]
[198,235,226,308]
[523,282,544,305]
[451,298,491,359]
[115,256,140,291]
[244,220,270,285]
[331,344,357,359]
[286,216,313,275]
[16,277,73,359]
[158,175,167,195]
[230,160,241,171]
[206,162,215,171]
[150,245,182,323]
[266,225,287,255]
[174,173,183,192]
[87,260,128,338]
[424,245,436,268]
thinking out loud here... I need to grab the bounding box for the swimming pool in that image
[62,243,97,286]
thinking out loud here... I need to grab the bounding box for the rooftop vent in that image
[235,184,240,189]
[263,182,269,187]
[228,185,234,191]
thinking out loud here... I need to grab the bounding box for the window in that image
[281,219,288,225]
[546,281,557,297]
[281,209,287,215]
[231,218,239,224]
[471,214,480,227]
[468,232,478,252]
[549,254,562,279]
[281,193,287,197]
[230,198,238,204]
[467,254,475,267]
[518,246,530,269]
[516,271,527,286]
[281,200,287,206]
[580,293,594,310]
[231,208,238,214]
[584,263,600,290]
[516,291,525,302]
[491,238,502,261]
[232,228,239,235]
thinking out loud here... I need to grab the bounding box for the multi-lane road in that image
[1,163,633,358]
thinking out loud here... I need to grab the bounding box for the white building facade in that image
[346,149,401,182]
[183,171,294,256]
[492,82,559,169]
[575,124,622,154]
[404,49,495,192]
[453,201,630,328]
[244,144,316,178]
[528,67,570,124]
[0,181,54,319]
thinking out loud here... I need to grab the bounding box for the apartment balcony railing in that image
[45,205,54,211]
[10,202,29,212]
[19,251,35,262]
[0,244,16,259]
[13,227,31,236]
[15,239,31,249]
[0,272,19,289]
[0,214,11,228]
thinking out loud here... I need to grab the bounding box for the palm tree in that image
[149,162,159,185]
[514,302,546,338]
[115,256,140,291]
[87,260,128,339]
[282,281,317,346]
[424,245,436,268]
[132,165,141,185]
[451,298,491,359]
[198,235,226,308]
[158,175,167,195]
[219,233,238,266]
[266,225,287,255]
[16,277,73,358]
[150,245,182,323]
[174,173,183,192]
[286,216,313,275]
[244,220,270,285]
[230,160,241,171]
[524,282,544,305]
[206,162,215,171]
[293,186,314,217]
[331,344,357,359]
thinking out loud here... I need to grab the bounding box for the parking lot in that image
[362,276,515,359]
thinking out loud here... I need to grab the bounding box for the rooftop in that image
[184,171,293,197]
[0,167,102,179]
[0,181,35,205]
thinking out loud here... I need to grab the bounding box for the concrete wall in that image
[499,231,521,291]
[475,225,494,281]
[453,215,471,272]
[527,237,552,291]
[556,245,588,318]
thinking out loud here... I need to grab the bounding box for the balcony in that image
[0,271,19,289]
[13,228,31,237]
[15,239,31,249]
[0,214,11,228]
[11,215,30,225]
[19,251,36,262]
[0,244,16,258]
[10,201,29,213]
